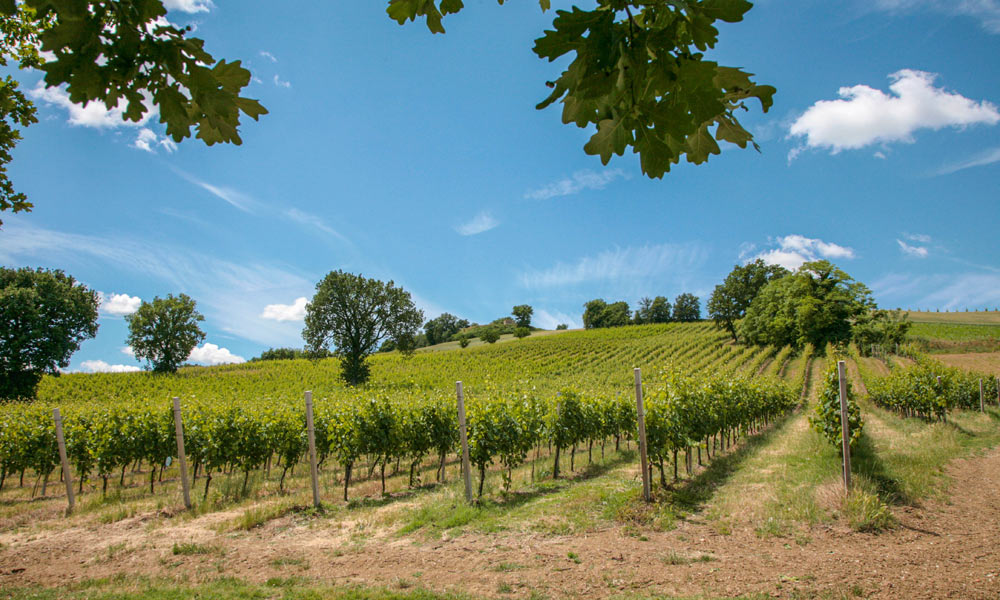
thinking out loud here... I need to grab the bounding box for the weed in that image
[171,542,222,556]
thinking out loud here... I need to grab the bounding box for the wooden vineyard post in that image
[52,408,75,514]
[172,398,192,510]
[305,391,321,508]
[837,361,852,493]
[456,382,473,503]
[634,368,651,502]
[996,377,999,407]
[981,379,985,413]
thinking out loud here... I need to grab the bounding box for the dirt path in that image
[2,440,999,599]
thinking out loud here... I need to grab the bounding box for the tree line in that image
[582,292,701,329]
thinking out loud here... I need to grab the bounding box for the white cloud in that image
[260,51,277,63]
[132,128,177,154]
[753,235,856,271]
[524,169,627,200]
[174,169,258,213]
[897,239,929,258]
[188,343,245,366]
[788,70,999,157]
[273,74,291,88]
[935,146,1000,175]
[521,242,708,288]
[162,0,213,13]
[533,308,582,330]
[80,360,141,373]
[874,0,1000,33]
[284,208,351,244]
[29,82,156,129]
[455,211,499,236]
[261,297,308,322]
[902,232,932,243]
[99,292,142,316]
[122,346,135,357]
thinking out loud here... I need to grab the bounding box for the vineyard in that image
[3,323,799,506]
[2,323,1000,599]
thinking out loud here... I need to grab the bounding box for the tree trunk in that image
[42,470,49,496]
[570,444,575,472]
[673,449,678,481]
[553,445,561,479]
[478,463,486,498]
[409,460,418,488]
[242,470,250,496]
[203,471,212,500]
[280,466,289,491]
[120,465,126,487]
[438,452,447,483]
[150,468,156,494]
[380,459,387,495]
[102,475,108,496]
[588,440,593,464]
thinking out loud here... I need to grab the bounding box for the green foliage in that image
[555,323,568,330]
[0,2,266,223]
[866,354,997,418]
[251,347,331,361]
[809,356,863,453]
[583,299,630,329]
[424,313,470,346]
[634,296,671,325]
[511,304,533,329]
[479,327,501,344]
[853,309,911,355]
[672,293,701,322]
[740,261,874,349]
[513,326,531,339]
[388,0,775,177]
[0,267,99,399]
[457,334,472,348]
[708,259,789,341]
[126,294,205,374]
[303,271,424,385]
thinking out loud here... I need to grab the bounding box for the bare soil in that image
[2,445,999,599]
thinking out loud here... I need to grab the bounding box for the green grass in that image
[171,541,223,556]
[904,310,1000,325]
[907,322,1000,353]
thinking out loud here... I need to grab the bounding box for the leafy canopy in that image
[126,293,205,373]
[0,1,267,224]
[739,260,874,349]
[672,292,701,322]
[707,259,789,341]
[0,267,99,399]
[424,312,470,346]
[388,0,775,177]
[512,304,533,329]
[303,271,424,385]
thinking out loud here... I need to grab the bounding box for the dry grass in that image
[935,352,1000,377]
[904,310,1000,324]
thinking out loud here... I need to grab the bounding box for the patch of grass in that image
[270,555,310,570]
[662,551,715,565]
[491,562,525,572]
[842,489,895,532]
[226,500,298,531]
[566,551,581,564]
[171,542,223,556]
[98,503,136,524]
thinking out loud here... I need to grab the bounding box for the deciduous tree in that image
[424,312,470,346]
[512,304,533,329]
[707,259,789,341]
[303,271,423,385]
[673,293,701,322]
[0,267,98,399]
[126,294,205,373]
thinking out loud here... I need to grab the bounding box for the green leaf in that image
[584,117,630,164]
[701,0,753,23]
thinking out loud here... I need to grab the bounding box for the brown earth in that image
[2,444,999,599]
[936,352,1000,378]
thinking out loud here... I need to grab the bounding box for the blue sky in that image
[2,0,999,372]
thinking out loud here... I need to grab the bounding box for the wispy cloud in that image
[29,81,156,129]
[873,0,1000,33]
[897,239,929,258]
[788,70,999,159]
[521,242,708,288]
[133,127,177,154]
[174,168,258,213]
[259,50,278,63]
[872,272,1000,310]
[524,169,627,200]
[260,297,308,322]
[753,234,856,271]
[935,146,1000,175]
[284,208,351,244]
[0,219,315,348]
[902,232,932,243]
[533,308,581,330]
[273,74,292,89]
[455,211,499,236]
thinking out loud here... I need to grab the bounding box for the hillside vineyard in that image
[2,324,802,502]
